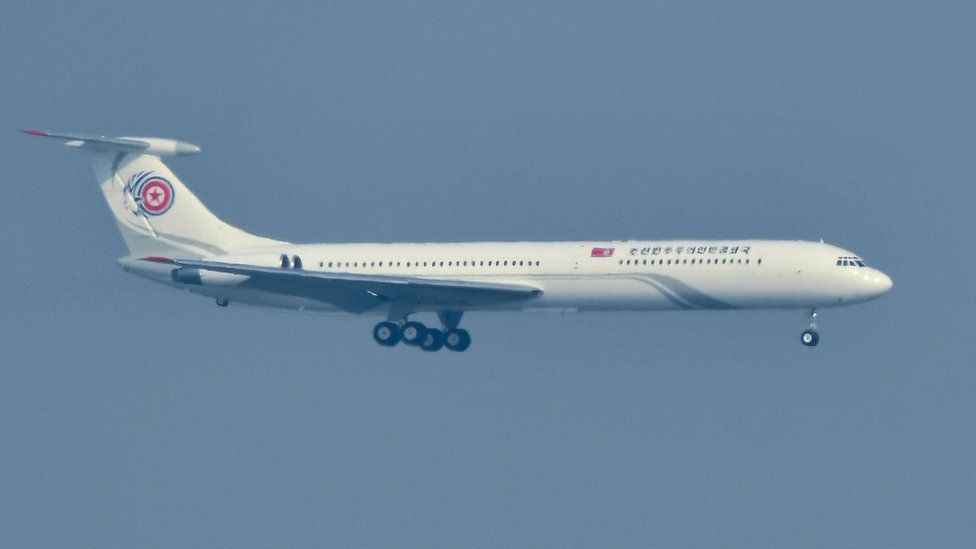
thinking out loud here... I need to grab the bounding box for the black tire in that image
[400,321,426,346]
[420,328,444,352]
[216,298,229,307]
[444,329,471,352]
[373,322,400,347]
[800,329,819,347]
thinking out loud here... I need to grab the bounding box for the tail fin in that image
[24,130,284,258]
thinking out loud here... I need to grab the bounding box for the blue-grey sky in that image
[1,1,974,547]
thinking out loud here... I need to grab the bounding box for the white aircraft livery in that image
[26,130,892,351]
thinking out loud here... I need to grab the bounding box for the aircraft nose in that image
[865,269,893,297]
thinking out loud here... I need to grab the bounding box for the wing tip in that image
[20,129,50,137]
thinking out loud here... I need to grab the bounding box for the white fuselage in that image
[122,239,893,315]
[25,129,893,348]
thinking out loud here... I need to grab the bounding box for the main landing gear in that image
[800,310,820,347]
[373,312,471,352]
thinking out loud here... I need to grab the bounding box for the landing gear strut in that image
[801,310,819,347]
[372,311,471,352]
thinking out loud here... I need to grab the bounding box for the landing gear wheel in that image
[216,298,229,307]
[420,328,444,352]
[800,329,819,347]
[400,321,426,346]
[444,329,471,352]
[373,322,400,347]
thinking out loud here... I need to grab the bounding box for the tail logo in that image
[125,171,174,216]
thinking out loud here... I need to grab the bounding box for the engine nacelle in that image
[171,268,248,286]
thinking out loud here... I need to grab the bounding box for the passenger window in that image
[280,254,290,269]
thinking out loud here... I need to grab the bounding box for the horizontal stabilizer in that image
[21,129,201,156]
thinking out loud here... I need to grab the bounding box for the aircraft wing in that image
[143,257,543,313]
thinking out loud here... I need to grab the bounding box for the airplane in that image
[24,130,892,352]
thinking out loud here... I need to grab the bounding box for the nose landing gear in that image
[801,310,820,347]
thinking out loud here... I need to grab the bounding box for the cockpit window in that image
[836,256,866,268]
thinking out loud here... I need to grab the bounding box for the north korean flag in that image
[591,247,615,257]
